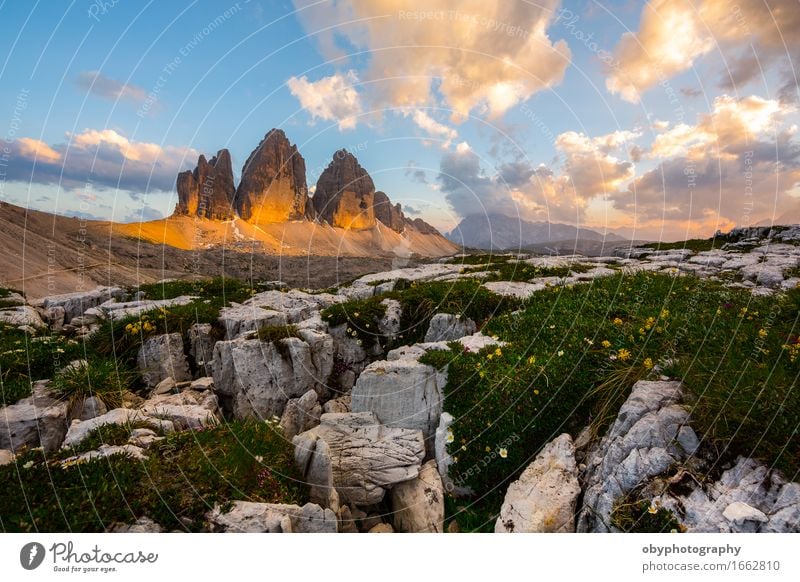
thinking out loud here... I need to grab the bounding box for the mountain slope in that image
[447,213,624,250]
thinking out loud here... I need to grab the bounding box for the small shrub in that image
[50,359,134,409]
[322,296,387,347]
[255,324,300,343]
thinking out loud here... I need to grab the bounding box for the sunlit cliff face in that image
[244,179,308,224]
[330,190,376,230]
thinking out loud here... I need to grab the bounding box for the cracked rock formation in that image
[174,149,236,220]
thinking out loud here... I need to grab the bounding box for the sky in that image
[0,0,798,240]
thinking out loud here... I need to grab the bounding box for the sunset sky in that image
[0,0,798,240]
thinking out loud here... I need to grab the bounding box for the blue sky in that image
[1,0,798,239]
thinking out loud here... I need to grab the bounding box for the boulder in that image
[391,460,445,533]
[279,390,322,439]
[70,395,108,421]
[0,305,45,329]
[37,286,125,324]
[188,323,216,375]
[369,523,394,533]
[0,449,15,466]
[110,516,164,533]
[211,335,331,419]
[351,359,445,446]
[577,380,694,532]
[495,434,580,533]
[173,149,236,220]
[138,390,220,430]
[209,501,337,533]
[136,333,191,388]
[235,129,313,223]
[62,408,175,449]
[0,383,69,452]
[423,313,476,343]
[293,412,425,507]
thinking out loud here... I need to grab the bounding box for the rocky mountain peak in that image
[313,149,376,230]
[174,149,235,220]
[235,128,313,223]
[373,191,405,233]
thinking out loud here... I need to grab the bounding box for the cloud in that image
[409,110,458,148]
[287,71,363,130]
[124,205,165,223]
[437,140,615,224]
[4,128,197,193]
[76,71,148,105]
[292,0,570,121]
[613,94,800,227]
[606,0,800,103]
[405,161,428,183]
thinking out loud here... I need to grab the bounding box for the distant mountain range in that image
[446,213,625,250]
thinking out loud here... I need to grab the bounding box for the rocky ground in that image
[1,225,799,533]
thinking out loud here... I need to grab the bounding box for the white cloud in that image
[410,110,458,148]
[292,0,570,121]
[606,0,800,103]
[287,71,363,130]
[5,128,197,193]
[76,71,148,105]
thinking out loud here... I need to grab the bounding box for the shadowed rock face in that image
[235,129,313,224]
[373,191,405,233]
[174,150,236,220]
[313,150,376,230]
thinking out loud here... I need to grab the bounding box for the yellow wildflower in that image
[758,329,768,338]
[618,348,631,361]
[644,358,654,369]
[499,448,508,459]
[613,317,623,326]
[527,355,536,365]
[494,347,502,357]
[601,340,611,349]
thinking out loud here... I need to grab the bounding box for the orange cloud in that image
[293,0,570,121]
[16,137,61,163]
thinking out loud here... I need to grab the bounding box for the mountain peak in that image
[235,128,313,223]
[313,149,377,230]
[174,148,235,220]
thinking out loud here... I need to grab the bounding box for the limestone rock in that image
[495,434,580,533]
[369,523,394,533]
[110,516,164,533]
[279,390,322,439]
[0,449,15,465]
[174,149,236,220]
[138,390,220,430]
[188,323,216,375]
[313,150,376,230]
[211,335,331,419]
[351,359,445,446]
[577,380,693,532]
[235,129,312,223]
[424,313,476,343]
[136,333,191,388]
[391,459,445,533]
[0,383,69,452]
[37,286,125,324]
[293,412,425,507]
[62,408,175,449]
[209,501,337,533]
[0,305,45,329]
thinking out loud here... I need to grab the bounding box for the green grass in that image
[462,261,592,282]
[255,324,301,343]
[136,276,254,302]
[50,358,135,410]
[637,237,729,253]
[322,296,388,348]
[393,280,518,344]
[419,272,800,531]
[611,495,684,533]
[445,253,516,265]
[0,326,85,405]
[0,420,307,532]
